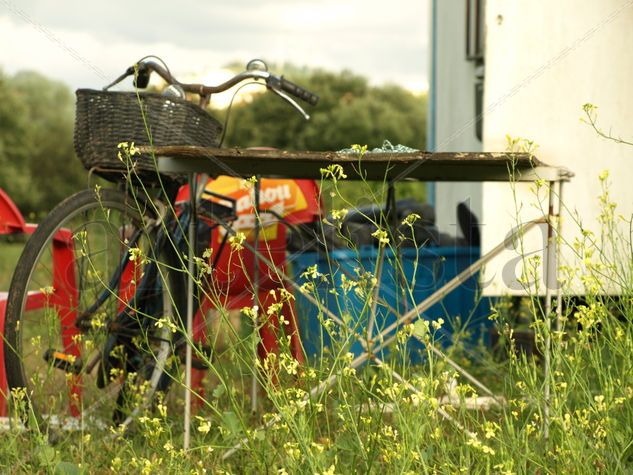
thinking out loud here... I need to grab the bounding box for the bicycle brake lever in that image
[103,63,151,91]
[103,66,135,91]
[269,87,310,120]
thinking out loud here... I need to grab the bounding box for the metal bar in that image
[377,219,543,339]
[543,181,556,440]
[251,177,261,414]
[372,355,476,438]
[207,209,542,389]
[365,185,393,343]
[366,246,386,345]
[555,181,564,334]
[183,172,197,451]
[418,335,497,398]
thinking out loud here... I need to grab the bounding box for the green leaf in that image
[35,444,57,467]
[222,411,242,435]
[412,319,429,339]
[212,384,226,399]
[55,461,84,475]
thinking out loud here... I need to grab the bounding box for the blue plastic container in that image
[289,246,491,361]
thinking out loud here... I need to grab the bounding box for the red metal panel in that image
[0,188,27,235]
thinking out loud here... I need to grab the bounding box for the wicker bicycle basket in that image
[74,89,222,183]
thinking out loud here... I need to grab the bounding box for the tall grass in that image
[2,135,632,474]
[0,241,26,290]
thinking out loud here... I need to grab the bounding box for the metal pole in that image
[366,246,385,346]
[366,185,394,342]
[378,219,543,339]
[372,356,476,438]
[555,181,564,334]
[251,176,261,413]
[208,209,544,456]
[184,172,197,451]
[543,181,556,440]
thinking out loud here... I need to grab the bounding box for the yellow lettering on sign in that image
[203,177,308,241]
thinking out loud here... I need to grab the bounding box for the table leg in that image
[184,173,197,451]
[543,180,557,440]
[251,176,261,414]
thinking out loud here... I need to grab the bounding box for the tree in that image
[0,70,85,216]
[219,68,427,151]
[0,70,33,211]
[0,66,428,214]
[217,67,428,209]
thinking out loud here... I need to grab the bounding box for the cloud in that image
[0,0,429,91]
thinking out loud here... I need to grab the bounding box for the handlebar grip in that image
[103,64,150,91]
[279,77,319,106]
[133,63,151,89]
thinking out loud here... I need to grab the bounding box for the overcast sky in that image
[0,0,430,96]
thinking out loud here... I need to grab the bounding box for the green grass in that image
[0,240,26,290]
[1,143,632,473]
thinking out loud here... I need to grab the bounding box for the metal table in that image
[155,146,570,182]
[147,146,573,452]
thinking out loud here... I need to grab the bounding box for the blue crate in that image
[289,246,491,361]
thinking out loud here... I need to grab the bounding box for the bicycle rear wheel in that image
[4,188,185,432]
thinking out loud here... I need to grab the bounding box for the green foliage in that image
[0,240,24,289]
[0,70,85,216]
[218,66,428,209]
[222,68,427,152]
[0,65,427,215]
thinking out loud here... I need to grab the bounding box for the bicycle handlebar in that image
[267,75,319,106]
[104,58,319,113]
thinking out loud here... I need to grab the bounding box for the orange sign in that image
[202,176,319,242]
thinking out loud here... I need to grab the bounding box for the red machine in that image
[176,177,321,396]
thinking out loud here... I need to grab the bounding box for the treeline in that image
[222,67,428,209]
[222,67,426,151]
[0,70,85,216]
[0,66,427,215]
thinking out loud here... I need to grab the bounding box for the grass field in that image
[0,240,25,290]
[0,161,631,473]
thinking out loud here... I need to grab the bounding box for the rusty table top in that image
[142,146,573,182]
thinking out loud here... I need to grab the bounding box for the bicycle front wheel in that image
[4,188,185,432]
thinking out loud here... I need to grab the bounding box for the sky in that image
[0,0,430,100]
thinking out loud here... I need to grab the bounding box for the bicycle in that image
[3,57,319,432]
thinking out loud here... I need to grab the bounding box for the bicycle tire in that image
[4,188,186,432]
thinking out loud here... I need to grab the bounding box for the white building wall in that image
[432,0,483,236]
[481,0,633,294]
